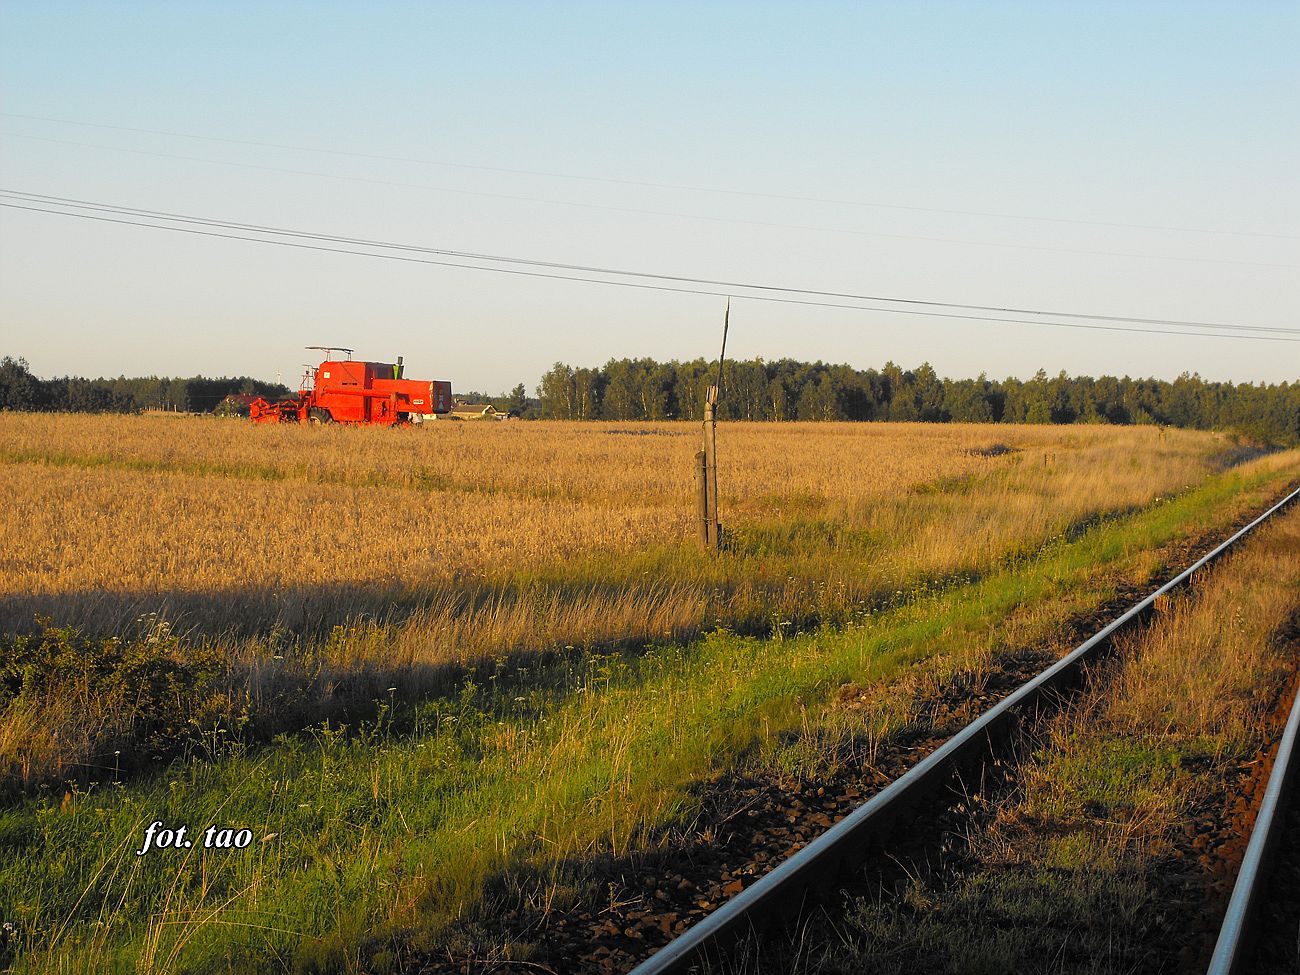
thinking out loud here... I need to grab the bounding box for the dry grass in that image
[0,461,665,633]
[0,412,1235,509]
[1104,509,1300,745]
[0,414,1246,648]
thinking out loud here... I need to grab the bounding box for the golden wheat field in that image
[0,412,1271,657]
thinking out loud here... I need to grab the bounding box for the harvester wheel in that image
[308,408,332,425]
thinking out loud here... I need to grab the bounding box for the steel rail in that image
[630,483,1300,975]
[1206,667,1300,974]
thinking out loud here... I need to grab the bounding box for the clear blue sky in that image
[1,1,1296,392]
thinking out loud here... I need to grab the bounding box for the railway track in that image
[1207,662,1300,975]
[629,483,1300,975]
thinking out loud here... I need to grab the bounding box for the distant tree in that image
[1022,370,1053,424]
[65,378,120,413]
[573,366,604,419]
[945,377,994,422]
[537,363,576,419]
[640,360,675,419]
[0,357,41,410]
[767,375,791,421]
[913,363,947,422]
[725,359,768,420]
[796,372,840,420]
[601,359,643,420]
[1048,370,1076,423]
[887,375,920,421]
[505,383,529,416]
[672,359,712,421]
[828,363,880,420]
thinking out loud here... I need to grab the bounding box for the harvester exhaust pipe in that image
[395,356,404,379]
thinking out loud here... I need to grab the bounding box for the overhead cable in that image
[4,198,1296,345]
[2,189,1293,338]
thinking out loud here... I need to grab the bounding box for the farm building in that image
[448,401,500,420]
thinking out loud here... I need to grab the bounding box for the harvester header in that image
[249,351,453,426]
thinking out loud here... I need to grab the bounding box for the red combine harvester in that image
[249,347,453,426]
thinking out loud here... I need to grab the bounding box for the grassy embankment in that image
[1,430,1295,972]
[803,501,1300,975]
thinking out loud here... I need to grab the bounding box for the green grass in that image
[1028,735,1187,822]
[2,462,1296,973]
[813,736,1194,975]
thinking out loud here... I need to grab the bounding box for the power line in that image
[4,188,1294,337]
[4,196,1296,344]
[7,132,1292,272]
[3,110,1295,242]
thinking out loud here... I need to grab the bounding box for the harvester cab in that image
[249,348,453,426]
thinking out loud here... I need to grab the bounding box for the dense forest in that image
[0,357,290,414]
[538,358,1300,445]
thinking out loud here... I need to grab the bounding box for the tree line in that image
[538,358,1300,445]
[0,357,289,414]
[4,353,1297,446]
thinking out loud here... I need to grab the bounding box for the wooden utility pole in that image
[697,299,729,549]
[695,447,710,545]
[702,384,719,547]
